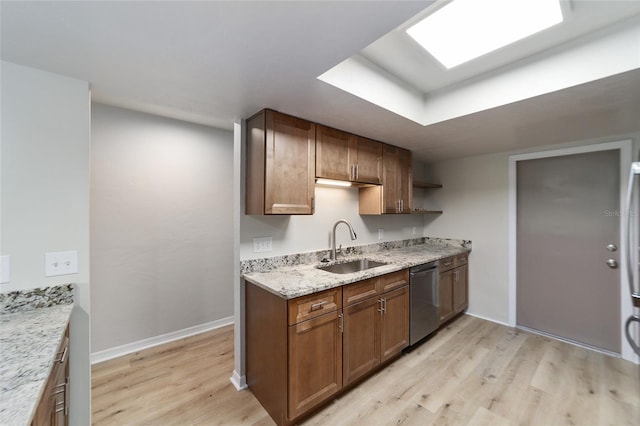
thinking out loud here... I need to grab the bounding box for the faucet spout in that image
[331,219,357,260]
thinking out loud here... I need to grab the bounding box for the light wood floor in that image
[92,315,640,425]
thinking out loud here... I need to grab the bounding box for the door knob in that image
[606,244,618,252]
[606,259,618,268]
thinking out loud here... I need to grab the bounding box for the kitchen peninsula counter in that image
[0,285,74,425]
[242,238,471,299]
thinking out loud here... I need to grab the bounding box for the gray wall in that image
[90,104,234,352]
[422,152,511,323]
[1,61,91,425]
[423,133,640,330]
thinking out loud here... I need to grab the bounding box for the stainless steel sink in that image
[317,258,387,274]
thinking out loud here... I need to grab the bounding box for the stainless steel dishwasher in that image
[409,261,439,346]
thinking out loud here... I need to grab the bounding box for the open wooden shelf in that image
[411,209,443,214]
[412,181,442,214]
[413,181,443,189]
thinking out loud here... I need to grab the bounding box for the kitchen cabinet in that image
[342,270,409,385]
[316,125,382,184]
[32,325,69,426]
[288,309,343,420]
[453,256,469,313]
[246,269,409,425]
[438,268,455,324]
[359,144,412,215]
[246,285,342,425]
[438,254,469,325]
[380,286,410,362]
[245,109,316,215]
[342,293,380,386]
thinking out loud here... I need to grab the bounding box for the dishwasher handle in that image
[410,268,438,278]
[410,262,439,276]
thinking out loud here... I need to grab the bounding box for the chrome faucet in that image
[331,219,357,260]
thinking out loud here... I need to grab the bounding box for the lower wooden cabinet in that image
[439,254,469,325]
[438,269,455,323]
[453,264,469,313]
[246,269,409,425]
[343,271,409,386]
[380,286,410,362]
[288,310,343,420]
[32,325,69,426]
[343,295,380,386]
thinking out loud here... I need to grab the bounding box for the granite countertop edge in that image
[0,285,74,426]
[243,242,470,299]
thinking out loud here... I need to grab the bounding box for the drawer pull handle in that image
[443,262,452,267]
[310,301,328,311]
[56,345,68,364]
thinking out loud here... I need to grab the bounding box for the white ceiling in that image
[2,0,640,163]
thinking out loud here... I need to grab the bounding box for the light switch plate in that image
[253,237,273,253]
[0,255,10,283]
[45,251,78,277]
[378,229,384,240]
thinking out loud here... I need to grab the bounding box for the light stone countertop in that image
[0,286,73,426]
[243,241,470,299]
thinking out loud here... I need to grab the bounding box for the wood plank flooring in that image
[91,315,640,425]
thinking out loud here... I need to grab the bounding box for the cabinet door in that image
[381,145,412,214]
[380,286,409,362]
[397,147,412,214]
[382,144,400,214]
[439,270,454,324]
[288,310,342,420]
[316,125,353,181]
[453,265,469,314]
[343,296,380,386]
[354,137,382,184]
[265,110,316,214]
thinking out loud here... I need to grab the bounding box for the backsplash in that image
[0,284,74,314]
[240,237,471,274]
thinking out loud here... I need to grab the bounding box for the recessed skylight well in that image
[406,0,564,69]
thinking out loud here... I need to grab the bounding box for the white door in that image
[516,149,620,353]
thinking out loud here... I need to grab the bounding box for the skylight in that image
[406,0,564,69]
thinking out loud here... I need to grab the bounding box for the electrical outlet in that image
[253,237,273,253]
[412,226,417,235]
[45,251,78,277]
[378,228,384,240]
[0,255,10,283]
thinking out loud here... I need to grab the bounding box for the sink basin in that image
[318,259,387,274]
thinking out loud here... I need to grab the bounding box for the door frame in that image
[508,139,636,362]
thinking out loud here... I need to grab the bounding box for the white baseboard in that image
[230,370,247,391]
[465,311,511,327]
[91,316,234,365]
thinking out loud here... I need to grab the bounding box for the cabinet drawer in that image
[439,256,455,272]
[375,270,409,294]
[288,288,342,325]
[455,253,468,267]
[343,279,378,306]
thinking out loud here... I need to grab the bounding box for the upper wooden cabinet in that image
[245,109,316,215]
[359,145,413,215]
[316,125,382,184]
